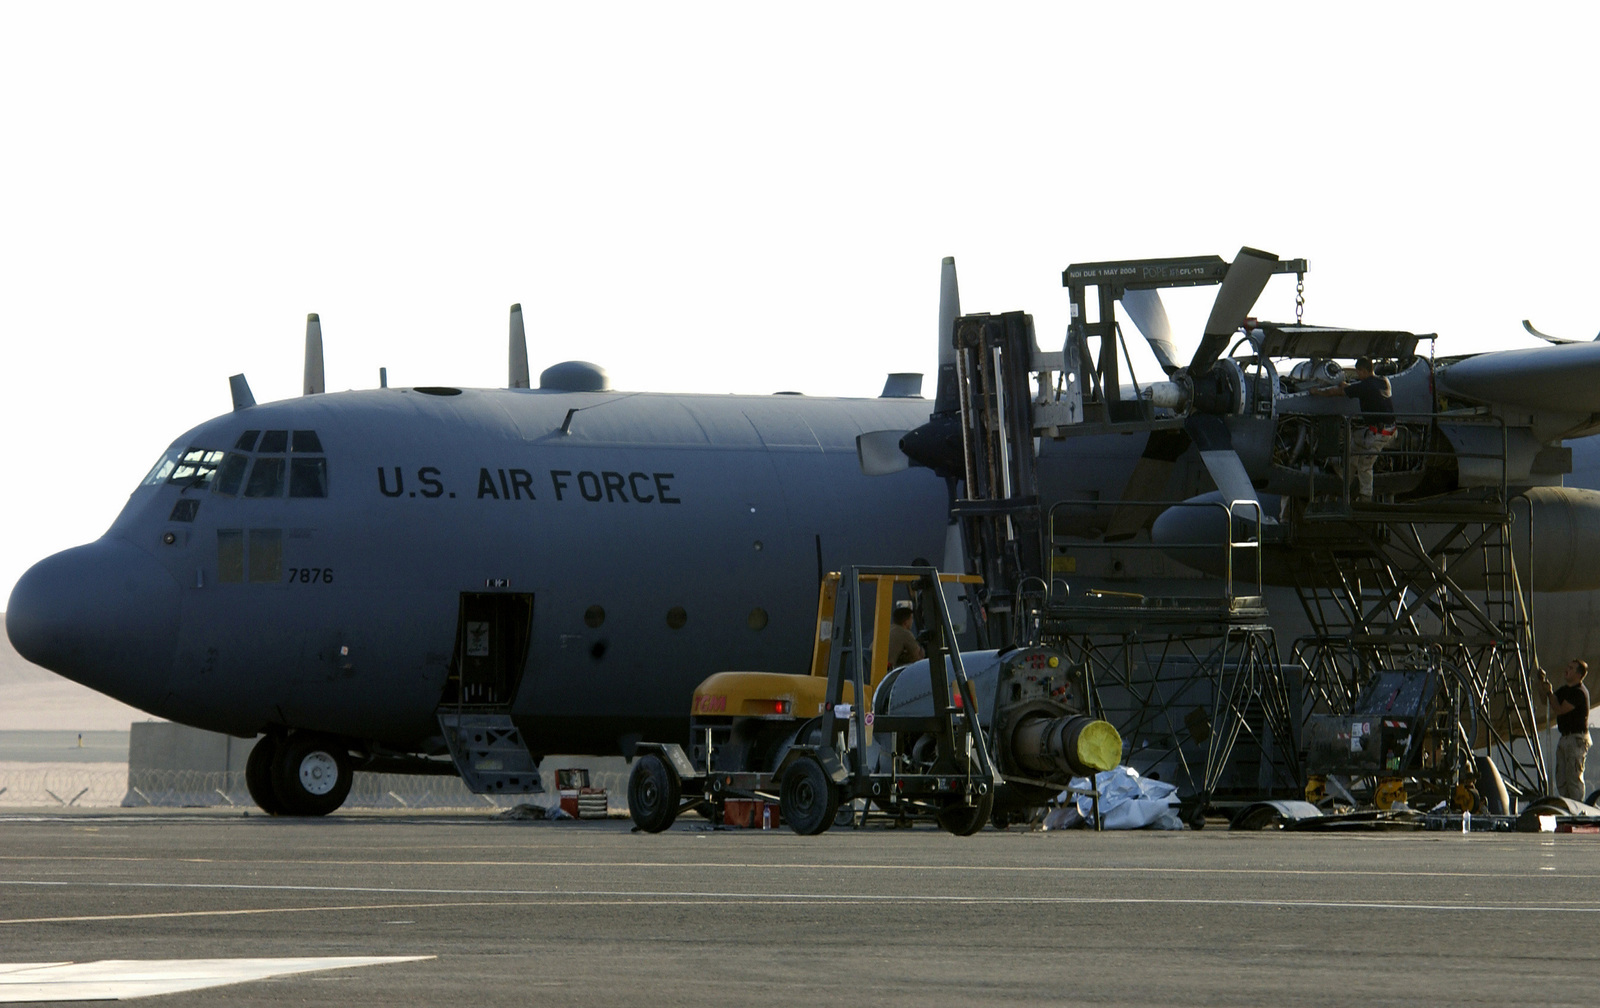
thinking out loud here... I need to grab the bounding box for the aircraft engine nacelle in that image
[1452,486,1600,593]
[874,647,1122,782]
[1151,486,1600,593]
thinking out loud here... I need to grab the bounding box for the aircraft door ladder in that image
[436,591,545,797]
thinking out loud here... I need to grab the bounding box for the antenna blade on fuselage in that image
[303,314,325,396]
[229,374,256,411]
[509,304,530,389]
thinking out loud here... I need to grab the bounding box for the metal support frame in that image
[1289,497,1547,802]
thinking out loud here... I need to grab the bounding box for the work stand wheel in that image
[628,753,681,833]
[781,756,839,835]
[936,788,994,836]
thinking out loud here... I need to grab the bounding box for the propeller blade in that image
[933,257,960,415]
[1184,413,1270,524]
[1104,428,1190,541]
[1198,449,1265,515]
[303,314,325,396]
[1189,247,1278,377]
[509,304,530,389]
[857,429,912,476]
[941,514,970,635]
[1121,289,1183,374]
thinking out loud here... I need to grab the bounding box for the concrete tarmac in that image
[1,810,1598,1006]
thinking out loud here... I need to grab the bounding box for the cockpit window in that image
[167,448,225,489]
[288,457,328,498]
[243,457,286,498]
[170,429,330,500]
[214,453,249,496]
[142,446,183,486]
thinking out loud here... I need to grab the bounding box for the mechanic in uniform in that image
[1541,659,1592,802]
[1314,356,1397,502]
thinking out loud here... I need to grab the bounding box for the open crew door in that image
[437,591,543,795]
[444,592,533,707]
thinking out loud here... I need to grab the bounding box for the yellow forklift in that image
[628,565,1120,835]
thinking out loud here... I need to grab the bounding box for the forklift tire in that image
[937,789,994,836]
[628,754,680,833]
[781,756,839,836]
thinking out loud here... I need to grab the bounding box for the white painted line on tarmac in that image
[4,854,1593,883]
[0,956,432,1003]
[1,879,1599,916]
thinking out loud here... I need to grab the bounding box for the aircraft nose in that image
[5,537,180,708]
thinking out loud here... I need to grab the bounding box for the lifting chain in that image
[1295,271,1306,324]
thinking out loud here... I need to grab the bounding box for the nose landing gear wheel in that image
[271,733,353,816]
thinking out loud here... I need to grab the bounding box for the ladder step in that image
[437,711,545,795]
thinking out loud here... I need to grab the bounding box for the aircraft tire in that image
[244,734,288,815]
[936,788,994,836]
[627,754,680,833]
[781,756,838,836]
[271,733,353,816]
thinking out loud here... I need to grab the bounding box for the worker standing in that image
[1541,660,1592,802]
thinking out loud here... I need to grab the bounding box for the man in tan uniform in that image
[886,601,924,667]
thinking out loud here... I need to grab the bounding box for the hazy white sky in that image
[4,2,1599,602]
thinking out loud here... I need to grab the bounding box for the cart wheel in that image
[628,754,680,833]
[781,756,838,835]
[937,789,994,836]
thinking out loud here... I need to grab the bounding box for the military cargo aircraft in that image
[8,251,1600,815]
[4,308,952,814]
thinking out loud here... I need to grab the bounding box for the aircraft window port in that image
[167,448,224,489]
[292,430,323,453]
[584,605,605,628]
[415,386,462,396]
[234,430,260,451]
[666,606,688,630]
[257,430,289,453]
[748,607,768,631]
[288,457,329,498]
[168,498,200,523]
[248,529,283,583]
[244,457,286,498]
[217,529,244,583]
[214,454,249,496]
